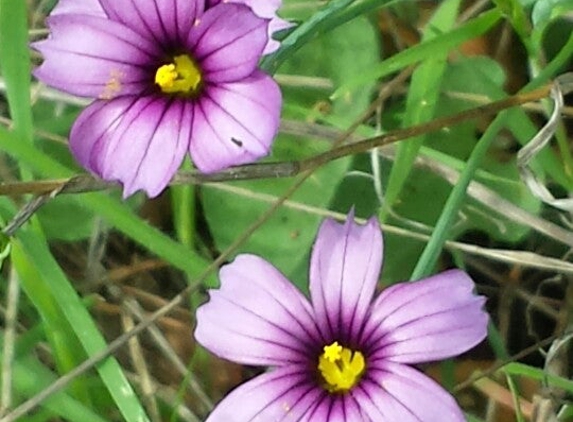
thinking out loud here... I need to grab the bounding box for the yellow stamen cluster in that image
[318,341,365,393]
[154,54,202,95]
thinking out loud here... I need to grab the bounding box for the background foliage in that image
[1,0,573,420]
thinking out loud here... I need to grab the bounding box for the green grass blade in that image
[0,0,33,142]
[171,162,196,249]
[505,371,526,422]
[261,0,355,73]
[0,336,109,422]
[382,0,461,218]
[504,362,573,393]
[332,9,502,98]
[0,126,213,283]
[410,116,506,279]
[11,236,92,404]
[84,192,211,282]
[12,226,150,422]
[411,30,573,280]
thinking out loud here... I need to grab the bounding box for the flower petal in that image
[189,3,268,82]
[206,0,291,54]
[355,362,465,421]
[189,71,281,172]
[362,270,488,364]
[70,96,191,197]
[309,213,382,345]
[50,0,106,17]
[99,0,203,45]
[300,394,370,422]
[205,366,324,422]
[33,14,158,98]
[264,16,294,54]
[195,254,321,366]
[235,0,293,55]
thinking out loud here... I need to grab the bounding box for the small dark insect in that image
[231,137,243,147]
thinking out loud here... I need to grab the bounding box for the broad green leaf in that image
[531,0,573,28]
[204,16,378,289]
[262,0,355,73]
[37,196,96,241]
[433,56,540,242]
[411,30,573,279]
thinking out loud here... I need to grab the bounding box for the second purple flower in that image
[195,212,489,421]
[34,0,282,197]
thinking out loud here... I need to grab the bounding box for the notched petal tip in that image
[263,16,294,54]
[309,211,383,343]
[49,0,106,17]
[195,254,320,366]
[206,0,292,55]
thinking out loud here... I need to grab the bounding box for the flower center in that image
[318,341,365,393]
[154,54,202,95]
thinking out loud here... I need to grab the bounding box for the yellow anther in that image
[318,342,365,393]
[154,55,202,95]
[323,342,343,363]
[155,64,177,88]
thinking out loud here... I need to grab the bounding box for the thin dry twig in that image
[518,73,573,211]
[473,376,534,419]
[0,81,555,236]
[0,82,554,204]
[209,183,573,274]
[0,279,201,422]
[125,372,201,422]
[118,293,213,412]
[121,312,161,422]
[86,218,212,412]
[453,334,559,393]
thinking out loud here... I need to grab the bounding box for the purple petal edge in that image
[195,254,321,366]
[362,269,488,364]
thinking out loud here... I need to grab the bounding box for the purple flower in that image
[195,213,488,421]
[33,0,282,197]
